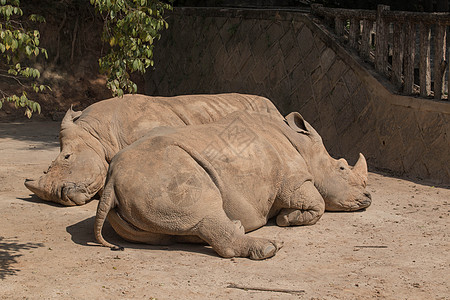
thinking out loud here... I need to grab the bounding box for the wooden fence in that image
[311,4,450,100]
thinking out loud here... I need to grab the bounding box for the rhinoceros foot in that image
[248,239,284,260]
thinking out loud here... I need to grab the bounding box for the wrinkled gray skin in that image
[25,93,283,206]
[95,111,371,260]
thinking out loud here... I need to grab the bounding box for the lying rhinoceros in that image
[95,111,371,260]
[24,93,283,206]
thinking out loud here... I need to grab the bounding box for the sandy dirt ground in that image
[0,120,449,300]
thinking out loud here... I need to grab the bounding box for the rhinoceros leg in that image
[195,213,283,260]
[276,181,325,226]
[176,221,243,244]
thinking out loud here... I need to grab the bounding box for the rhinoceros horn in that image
[61,106,82,130]
[353,153,368,182]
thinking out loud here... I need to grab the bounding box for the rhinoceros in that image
[24,93,283,206]
[95,111,371,260]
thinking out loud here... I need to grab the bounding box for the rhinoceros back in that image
[74,93,283,159]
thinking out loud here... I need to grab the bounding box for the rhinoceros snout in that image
[358,192,372,209]
[61,184,90,206]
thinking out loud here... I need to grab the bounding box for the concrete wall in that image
[145,8,450,184]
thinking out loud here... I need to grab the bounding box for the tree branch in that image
[0,73,26,87]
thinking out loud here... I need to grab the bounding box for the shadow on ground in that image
[0,122,60,150]
[0,237,43,280]
[18,195,70,208]
[66,216,219,258]
[370,169,450,189]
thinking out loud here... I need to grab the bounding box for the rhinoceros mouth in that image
[324,191,372,212]
[61,182,94,206]
[349,192,372,211]
[60,174,104,206]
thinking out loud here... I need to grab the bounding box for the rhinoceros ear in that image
[61,106,82,130]
[285,112,309,134]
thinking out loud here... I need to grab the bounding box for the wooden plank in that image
[311,5,376,21]
[419,23,431,97]
[335,17,344,36]
[312,4,450,25]
[349,18,360,49]
[392,22,404,89]
[375,5,390,75]
[434,24,446,100]
[361,19,372,59]
[384,11,450,25]
[403,22,416,94]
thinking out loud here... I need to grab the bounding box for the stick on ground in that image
[227,283,305,295]
[354,245,388,248]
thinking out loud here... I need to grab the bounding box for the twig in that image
[0,89,8,98]
[227,283,305,295]
[70,16,79,64]
[354,245,388,248]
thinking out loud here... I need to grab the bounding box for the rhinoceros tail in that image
[94,182,124,251]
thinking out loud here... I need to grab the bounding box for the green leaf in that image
[132,59,139,71]
[11,39,18,50]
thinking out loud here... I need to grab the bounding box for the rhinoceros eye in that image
[64,154,71,159]
[340,166,345,170]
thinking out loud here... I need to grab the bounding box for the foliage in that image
[90,0,172,97]
[0,0,49,118]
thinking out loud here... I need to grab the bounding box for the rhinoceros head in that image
[24,108,108,206]
[285,112,371,211]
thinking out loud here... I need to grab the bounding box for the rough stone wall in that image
[145,8,450,183]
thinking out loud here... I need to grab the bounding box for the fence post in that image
[375,5,390,75]
[419,23,431,97]
[391,23,404,89]
[361,19,372,59]
[434,24,447,100]
[349,18,360,50]
[335,17,344,36]
[403,22,416,94]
